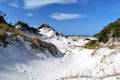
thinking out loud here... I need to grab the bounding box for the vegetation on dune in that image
[29,36,58,55]
[97,28,109,43]
[112,24,120,37]
[0,29,8,47]
[85,18,120,49]
[0,22,27,47]
[15,21,39,34]
[15,21,30,30]
[46,42,58,56]
[94,18,120,43]
[38,24,52,29]
[84,40,99,49]
[38,24,66,37]
[0,15,59,56]
[0,23,26,37]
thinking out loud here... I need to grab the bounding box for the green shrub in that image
[55,32,59,36]
[98,28,109,43]
[84,40,99,49]
[93,33,99,38]
[15,21,30,30]
[112,25,120,37]
[94,18,120,43]
[38,24,51,29]
[65,36,68,38]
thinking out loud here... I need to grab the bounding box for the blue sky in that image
[0,0,120,35]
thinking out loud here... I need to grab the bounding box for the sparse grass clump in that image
[84,40,99,49]
[0,29,8,47]
[0,23,9,31]
[0,23,26,37]
[46,42,58,56]
[28,36,58,56]
[107,44,117,49]
[28,36,45,49]
[13,29,26,37]
[0,23,26,47]
[0,23,10,47]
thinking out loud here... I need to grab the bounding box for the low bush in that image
[94,18,120,43]
[98,28,109,43]
[38,24,52,29]
[15,21,30,31]
[84,40,99,49]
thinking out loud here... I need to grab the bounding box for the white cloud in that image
[0,0,19,8]
[26,13,33,17]
[0,0,90,9]
[50,13,86,20]
[9,2,19,8]
[23,0,77,9]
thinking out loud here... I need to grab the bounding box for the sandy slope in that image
[0,26,120,80]
[0,36,120,80]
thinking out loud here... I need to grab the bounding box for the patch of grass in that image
[107,44,116,49]
[0,23,26,37]
[98,28,109,43]
[46,42,58,56]
[28,36,44,49]
[0,23,27,47]
[13,29,26,37]
[84,40,99,49]
[28,36,58,56]
[0,29,8,47]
